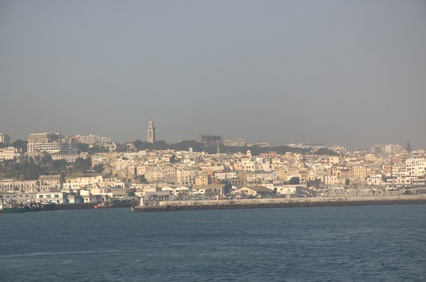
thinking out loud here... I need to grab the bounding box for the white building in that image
[27,132,78,154]
[0,133,11,144]
[223,139,246,147]
[36,191,67,204]
[0,146,21,161]
[405,158,426,176]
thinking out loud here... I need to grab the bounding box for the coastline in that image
[132,194,426,212]
[0,201,135,214]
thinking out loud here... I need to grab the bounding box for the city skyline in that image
[0,127,421,153]
[1,1,426,150]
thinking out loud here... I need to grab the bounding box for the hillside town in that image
[1,122,426,208]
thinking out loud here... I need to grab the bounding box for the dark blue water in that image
[1,205,426,281]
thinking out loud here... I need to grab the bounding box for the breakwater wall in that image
[50,203,96,210]
[132,195,426,212]
[47,201,135,211]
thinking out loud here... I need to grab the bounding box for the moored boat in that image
[0,202,41,213]
[0,207,27,213]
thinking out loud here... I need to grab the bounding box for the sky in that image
[1,0,426,150]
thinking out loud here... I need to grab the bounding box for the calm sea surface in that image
[1,205,426,281]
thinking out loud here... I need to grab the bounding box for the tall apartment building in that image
[147,119,156,143]
[199,135,222,148]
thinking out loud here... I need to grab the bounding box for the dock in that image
[132,195,426,212]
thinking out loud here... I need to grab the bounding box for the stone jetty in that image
[132,195,426,212]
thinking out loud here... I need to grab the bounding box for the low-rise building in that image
[0,146,21,161]
[234,186,273,198]
[36,191,67,204]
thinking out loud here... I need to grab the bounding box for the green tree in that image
[88,145,109,154]
[78,143,90,152]
[60,172,66,188]
[289,177,300,185]
[115,143,127,152]
[170,140,204,152]
[11,139,27,152]
[139,175,149,184]
[93,163,105,173]
[52,159,67,170]
[315,148,339,156]
[40,153,53,165]
[74,157,91,172]
[345,178,350,186]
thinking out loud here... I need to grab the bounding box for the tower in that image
[147,118,156,143]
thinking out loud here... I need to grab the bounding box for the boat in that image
[0,207,27,213]
[0,202,41,213]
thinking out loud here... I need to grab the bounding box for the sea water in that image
[1,205,425,281]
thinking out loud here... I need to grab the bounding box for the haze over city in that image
[1,1,426,150]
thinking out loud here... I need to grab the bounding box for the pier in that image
[132,195,426,212]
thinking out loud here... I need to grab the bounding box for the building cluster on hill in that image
[1,126,426,206]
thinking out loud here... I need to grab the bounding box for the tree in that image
[74,157,91,172]
[78,143,90,152]
[289,177,300,185]
[273,145,309,155]
[315,148,339,156]
[139,175,148,184]
[11,139,27,152]
[406,141,412,153]
[60,172,66,188]
[40,153,53,165]
[115,143,127,152]
[345,178,350,186]
[170,140,204,152]
[88,145,109,154]
[92,163,105,173]
[52,159,67,170]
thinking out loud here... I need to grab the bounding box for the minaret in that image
[147,118,156,143]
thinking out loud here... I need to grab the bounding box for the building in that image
[36,191,67,204]
[0,146,21,161]
[27,132,77,154]
[28,132,62,143]
[0,133,11,145]
[73,135,113,146]
[191,184,231,196]
[147,119,156,143]
[199,135,222,148]
[71,134,116,151]
[223,138,246,147]
[405,158,426,176]
[234,186,273,198]
[176,169,198,186]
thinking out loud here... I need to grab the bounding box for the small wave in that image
[0,249,134,259]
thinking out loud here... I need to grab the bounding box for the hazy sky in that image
[1,0,425,150]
